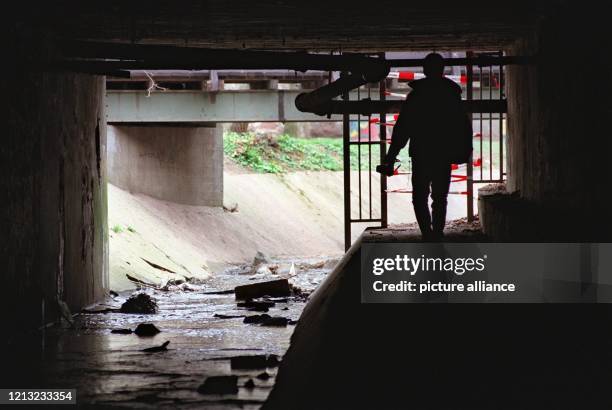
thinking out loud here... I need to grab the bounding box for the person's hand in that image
[376,163,395,176]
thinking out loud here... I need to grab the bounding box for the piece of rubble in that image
[134,323,161,336]
[261,316,289,327]
[235,279,291,300]
[142,341,169,352]
[215,314,245,319]
[111,328,132,334]
[243,314,271,324]
[231,355,268,369]
[244,379,256,389]
[231,355,279,370]
[120,293,158,314]
[197,375,238,395]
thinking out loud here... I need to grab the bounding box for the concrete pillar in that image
[480,11,612,240]
[107,124,223,206]
[0,31,108,330]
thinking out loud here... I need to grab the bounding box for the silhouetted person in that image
[377,53,472,240]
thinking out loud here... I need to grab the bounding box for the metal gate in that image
[342,52,507,250]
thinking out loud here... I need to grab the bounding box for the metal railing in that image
[342,51,507,249]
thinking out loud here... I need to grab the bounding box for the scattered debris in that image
[134,323,161,337]
[244,379,256,389]
[111,328,133,334]
[260,316,289,327]
[223,203,239,213]
[243,314,271,324]
[202,289,235,295]
[166,278,185,286]
[253,251,271,267]
[235,279,291,300]
[197,375,238,395]
[142,341,169,353]
[289,263,297,277]
[237,300,275,311]
[109,290,119,298]
[120,293,158,314]
[256,371,271,380]
[230,356,268,370]
[230,355,280,370]
[214,313,246,319]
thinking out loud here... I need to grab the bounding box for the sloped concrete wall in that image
[0,31,108,331]
[108,125,223,206]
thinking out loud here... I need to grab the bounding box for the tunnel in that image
[1,1,611,408]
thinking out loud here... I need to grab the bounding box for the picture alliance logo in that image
[371,254,488,276]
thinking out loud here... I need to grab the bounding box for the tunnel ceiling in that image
[26,1,556,51]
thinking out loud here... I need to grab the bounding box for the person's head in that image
[423,53,445,77]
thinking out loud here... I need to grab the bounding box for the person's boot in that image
[413,201,433,241]
[431,201,447,241]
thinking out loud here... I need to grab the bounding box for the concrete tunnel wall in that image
[1,31,108,331]
[107,124,223,206]
[479,11,612,240]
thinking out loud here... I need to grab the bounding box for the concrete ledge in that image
[264,228,612,409]
[478,184,609,242]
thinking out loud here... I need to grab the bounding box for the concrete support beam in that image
[1,32,108,330]
[108,124,223,206]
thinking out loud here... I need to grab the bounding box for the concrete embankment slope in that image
[264,228,612,409]
[108,170,348,290]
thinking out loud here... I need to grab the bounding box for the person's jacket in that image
[385,76,473,164]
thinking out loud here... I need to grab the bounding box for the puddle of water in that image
[27,255,338,408]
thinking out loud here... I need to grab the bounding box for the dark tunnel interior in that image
[1,1,612,408]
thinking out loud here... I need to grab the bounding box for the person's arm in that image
[376,96,413,175]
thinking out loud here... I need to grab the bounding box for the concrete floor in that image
[2,258,333,409]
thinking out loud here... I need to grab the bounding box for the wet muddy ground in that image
[9,257,337,409]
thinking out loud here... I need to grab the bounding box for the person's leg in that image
[411,158,433,239]
[430,161,452,240]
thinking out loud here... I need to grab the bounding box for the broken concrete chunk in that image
[197,375,238,395]
[230,355,268,370]
[260,316,289,327]
[235,279,291,300]
[244,379,255,389]
[111,328,132,334]
[230,355,280,369]
[243,314,272,324]
[142,341,169,352]
[215,314,245,319]
[134,323,161,336]
[120,293,158,314]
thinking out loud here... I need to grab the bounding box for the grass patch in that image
[111,224,123,234]
[127,226,137,233]
[223,132,411,173]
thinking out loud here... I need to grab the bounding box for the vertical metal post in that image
[379,74,388,228]
[342,71,352,251]
[466,52,475,222]
[499,53,505,180]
